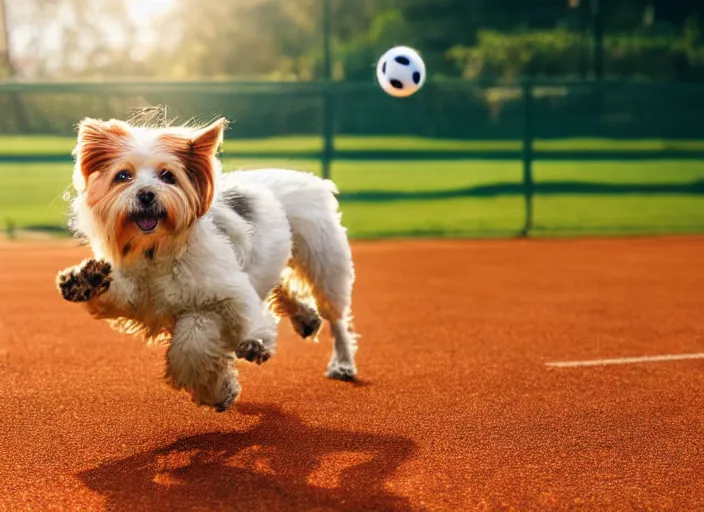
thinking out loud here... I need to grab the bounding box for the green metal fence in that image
[1,79,704,238]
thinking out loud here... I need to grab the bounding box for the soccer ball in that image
[376,46,426,98]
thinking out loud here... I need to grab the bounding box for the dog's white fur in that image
[57,117,358,411]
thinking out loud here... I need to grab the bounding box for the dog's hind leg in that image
[288,231,358,381]
[253,169,359,379]
[267,279,322,340]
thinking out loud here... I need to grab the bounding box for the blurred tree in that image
[0,0,30,131]
[602,0,703,32]
[0,0,12,78]
[0,0,702,81]
[42,0,145,78]
[150,0,318,79]
[337,0,571,79]
[2,0,159,79]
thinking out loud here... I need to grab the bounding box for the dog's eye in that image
[114,170,131,183]
[159,170,176,185]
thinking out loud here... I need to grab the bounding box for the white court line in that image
[546,352,704,368]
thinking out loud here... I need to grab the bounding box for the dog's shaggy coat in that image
[56,117,358,411]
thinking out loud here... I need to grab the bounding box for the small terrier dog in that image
[56,116,358,411]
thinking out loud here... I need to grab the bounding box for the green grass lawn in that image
[2,135,704,155]
[2,155,703,238]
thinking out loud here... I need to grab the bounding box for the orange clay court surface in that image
[1,237,704,511]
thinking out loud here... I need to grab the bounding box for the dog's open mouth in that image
[135,215,159,233]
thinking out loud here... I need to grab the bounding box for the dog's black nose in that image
[138,190,155,206]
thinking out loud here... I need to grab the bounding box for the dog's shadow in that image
[78,403,420,511]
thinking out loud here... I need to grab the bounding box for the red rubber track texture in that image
[1,237,703,511]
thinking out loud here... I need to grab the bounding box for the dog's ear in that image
[167,118,228,217]
[189,117,227,156]
[185,118,228,216]
[72,118,130,192]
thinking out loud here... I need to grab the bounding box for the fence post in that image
[321,86,335,180]
[521,81,534,237]
[591,0,604,80]
[320,0,333,180]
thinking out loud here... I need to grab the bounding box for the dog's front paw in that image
[214,376,241,413]
[235,339,272,365]
[187,371,241,413]
[57,259,112,302]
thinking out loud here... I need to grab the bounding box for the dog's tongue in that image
[136,217,158,232]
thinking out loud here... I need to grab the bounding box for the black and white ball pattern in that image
[376,46,426,98]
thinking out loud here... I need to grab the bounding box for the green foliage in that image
[450,26,704,82]
[337,9,409,80]
[448,29,584,81]
[5,0,704,82]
